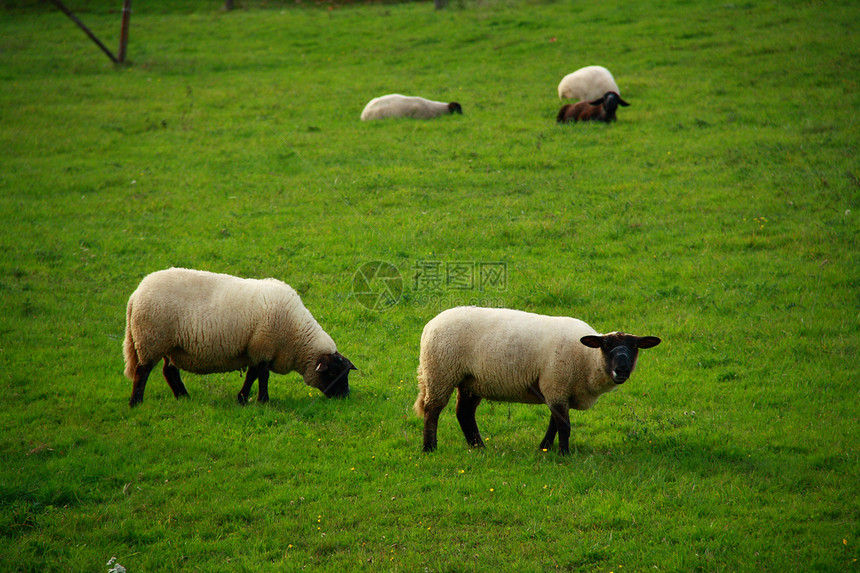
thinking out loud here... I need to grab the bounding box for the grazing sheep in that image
[413,307,660,454]
[360,94,463,121]
[557,92,630,124]
[124,268,356,407]
[557,65,620,101]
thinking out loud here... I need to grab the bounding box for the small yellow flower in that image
[490,488,494,492]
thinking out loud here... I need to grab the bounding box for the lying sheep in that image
[124,268,356,407]
[557,92,629,124]
[360,94,463,120]
[413,307,660,454]
[557,65,620,101]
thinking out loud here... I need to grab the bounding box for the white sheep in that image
[360,94,463,121]
[413,307,660,454]
[557,65,621,101]
[124,268,356,407]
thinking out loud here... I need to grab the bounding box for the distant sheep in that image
[360,94,463,120]
[413,307,660,454]
[557,92,630,124]
[557,66,620,102]
[124,268,356,407]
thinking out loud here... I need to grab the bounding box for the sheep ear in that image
[337,352,358,371]
[588,97,605,106]
[580,335,604,348]
[618,97,630,107]
[315,359,328,373]
[637,336,661,349]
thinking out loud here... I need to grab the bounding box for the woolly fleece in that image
[557,65,620,101]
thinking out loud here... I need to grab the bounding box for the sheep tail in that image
[413,364,427,418]
[123,300,138,381]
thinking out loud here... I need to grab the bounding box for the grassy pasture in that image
[1,0,858,571]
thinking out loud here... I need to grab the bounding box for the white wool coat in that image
[361,94,453,120]
[557,65,620,101]
[124,268,336,380]
[414,307,614,415]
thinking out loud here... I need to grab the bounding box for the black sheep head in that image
[591,91,629,121]
[580,332,660,384]
[314,352,356,398]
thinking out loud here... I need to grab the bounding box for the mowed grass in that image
[1,0,858,571]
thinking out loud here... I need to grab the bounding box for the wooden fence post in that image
[118,0,132,64]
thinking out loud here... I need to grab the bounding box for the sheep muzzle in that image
[609,346,633,384]
[606,344,638,384]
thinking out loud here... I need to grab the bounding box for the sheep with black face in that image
[557,92,630,124]
[360,94,463,120]
[124,268,356,407]
[413,307,660,454]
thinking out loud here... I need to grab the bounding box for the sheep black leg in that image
[549,403,572,455]
[456,389,484,448]
[129,362,154,407]
[539,416,557,451]
[162,359,189,399]
[237,367,259,405]
[256,363,271,403]
[236,363,271,405]
[422,405,444,452]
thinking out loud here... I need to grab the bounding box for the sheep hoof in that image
[236,393,249,406]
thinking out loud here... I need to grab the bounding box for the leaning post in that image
[50,0,120,64]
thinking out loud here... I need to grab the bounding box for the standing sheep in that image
[360,94,463,120]
[414,307,660,454]
[557,92,629,124]
[124,268,356,407]
[557,65,621,102]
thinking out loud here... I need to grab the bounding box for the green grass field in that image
[1,0,858,570]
